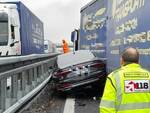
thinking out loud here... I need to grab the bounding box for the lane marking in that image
[63,98,75,113]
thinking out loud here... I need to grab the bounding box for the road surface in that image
[21,81,103,113]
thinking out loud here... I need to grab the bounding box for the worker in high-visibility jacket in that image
[99,47,150,113]
[62,39,70,53]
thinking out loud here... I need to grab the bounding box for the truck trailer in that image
[0,1,44,56]
[79,0,108,58]
[80,0,150,74]
[106,0,149,73]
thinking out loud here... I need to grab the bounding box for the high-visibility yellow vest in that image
[100,63,150,113]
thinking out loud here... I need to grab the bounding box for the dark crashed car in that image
[52,50,106,92]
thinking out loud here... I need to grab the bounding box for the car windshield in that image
[57,50,95,69]
[0,13,8,46]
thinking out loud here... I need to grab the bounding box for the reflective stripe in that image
[100,100,116,109]
[119,102,150,111]
[113,72,122,107]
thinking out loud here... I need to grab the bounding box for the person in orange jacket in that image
[62,39,70,53]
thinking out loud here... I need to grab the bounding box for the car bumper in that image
[56,71,106,91]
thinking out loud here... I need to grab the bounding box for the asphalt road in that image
[21,81,103,113]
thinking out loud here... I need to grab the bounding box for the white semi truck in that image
[0,2,44,56]
[44,40,56,54]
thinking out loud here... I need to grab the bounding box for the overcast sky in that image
[5,0,92,43]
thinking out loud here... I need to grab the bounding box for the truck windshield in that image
[0,21,8,45]
[0,13,8,46]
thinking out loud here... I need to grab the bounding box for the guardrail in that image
[0,53,59,113]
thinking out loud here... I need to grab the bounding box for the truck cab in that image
[44,40,53,54]
[0,3,21,56]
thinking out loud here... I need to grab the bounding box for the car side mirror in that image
[10,41,19,47]
[10,43,14,47]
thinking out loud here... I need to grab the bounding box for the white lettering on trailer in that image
[116,18,138,35]
[113,0,145,21]
[110,30,150,47]
[110,49,119,55]
[137,48,150,55]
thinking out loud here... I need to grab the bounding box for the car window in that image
[57,50,95,69]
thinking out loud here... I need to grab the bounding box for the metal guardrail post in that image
[40,65,43,82]
[29,68,34,90]
[45,64,49,78]
[5,75,17,109]
[11,75,18,104]
[29,69,33,89]
[26,69,33,92]
[33,67,38,87]
[37,66,41,83]
[45,64,48,78]
[23,71,28,95]
[17,73,22,100]
[0,79,7,111]
[41,65,45,81]
[17,71,26,99]
[6,77,11,109]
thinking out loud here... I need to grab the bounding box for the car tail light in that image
[90,62,105,68]
[62,83,72,88]
[54,69,71,78]
[57,83,72,91]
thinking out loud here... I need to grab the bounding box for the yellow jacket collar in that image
[122,63,141,69]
